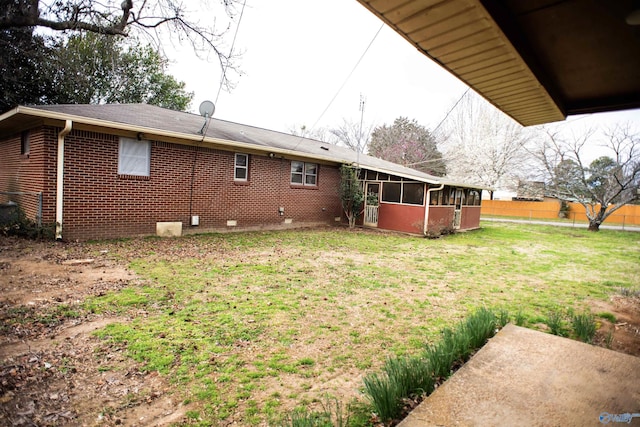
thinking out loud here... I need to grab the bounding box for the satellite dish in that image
[199,100,215,118]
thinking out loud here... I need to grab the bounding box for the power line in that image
[432,87,470,135]
[309,23,384,133]
[191,1,247,220]
[200,0,248,138]
[404,88,471,168]
[215,0,247,106]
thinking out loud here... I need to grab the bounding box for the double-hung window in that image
[291,161,318,186]
[234,153,249,181]
[118,137,150,176]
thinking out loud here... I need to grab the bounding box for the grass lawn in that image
[83,222,640,425]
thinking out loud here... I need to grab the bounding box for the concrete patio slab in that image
[398,324,640,427]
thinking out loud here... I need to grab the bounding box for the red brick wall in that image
[0,127,57,224]
[49,128,342,240]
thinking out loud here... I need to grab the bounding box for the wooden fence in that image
[481,199,640,227]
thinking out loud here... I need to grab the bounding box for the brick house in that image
[0,104,485,240]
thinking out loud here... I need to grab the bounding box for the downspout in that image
[423,183,444,236]
[56,120,73,240]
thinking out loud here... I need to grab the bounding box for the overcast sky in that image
[167,0,640,140]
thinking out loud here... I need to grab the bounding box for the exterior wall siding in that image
[377,203,425,234]
[460,206,481,230]
[427,206,455,232]
[4,126,343,240]
[61,130,342,240]
[0,126,56,224]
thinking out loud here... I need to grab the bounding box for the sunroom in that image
[358,168,484,235]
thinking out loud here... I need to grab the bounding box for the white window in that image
[118,137,150,176]
[304,163,317,185]
[291,161,318,186]
[234,153,249,181]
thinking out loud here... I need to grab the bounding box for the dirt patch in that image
[0,237,186,426]
[589,295,640,357]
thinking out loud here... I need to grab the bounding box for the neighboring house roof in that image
[355,0,640,126]
[0,103,488,190]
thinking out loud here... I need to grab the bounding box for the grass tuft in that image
[597,312,616,323]
[572,311,597,344]
[363,372,401,422]
[617,287,640,297]
[276,397,367,427]
[514,310,527,326]
[545,309,567,337]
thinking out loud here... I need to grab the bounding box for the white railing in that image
[453,209,462,229]
[365,205,379,225]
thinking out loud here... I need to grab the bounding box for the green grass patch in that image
[597,312,617,323]
[78,223,639,425]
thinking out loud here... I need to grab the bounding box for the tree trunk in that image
[587,205,608,232]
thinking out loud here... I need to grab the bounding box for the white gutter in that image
[11,106,345,165]
[423,183,444,236]
[8,106,466,189]
[56,120,72,239]
[9,107,446,185]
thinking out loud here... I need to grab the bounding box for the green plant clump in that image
[572,312,597,343]
[364,307,499,423]
[514,310,527,326]
[597,312,616,323]
[545,310,567,337]
[277,397,367,427]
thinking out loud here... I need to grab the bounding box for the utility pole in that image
[358,94,366,167]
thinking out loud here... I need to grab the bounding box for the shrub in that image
[425,222,456,239]
[0,204,54,239]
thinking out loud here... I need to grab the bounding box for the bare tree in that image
[288,124,332,143]
[438,92,535,195]
[532,124,640,231]
[329,118,375,154]
[1,0,241,86]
